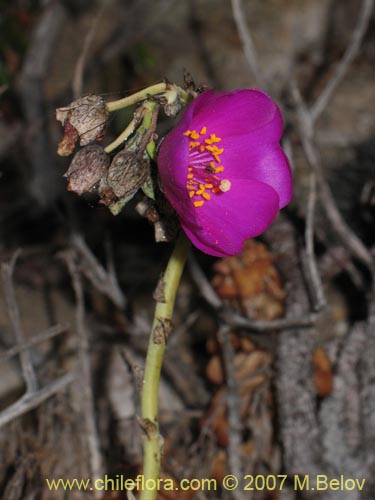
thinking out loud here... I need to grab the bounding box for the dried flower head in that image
[157,89,293,257]
[56,94,109,156]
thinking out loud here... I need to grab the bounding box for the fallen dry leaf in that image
[212,239,286,320]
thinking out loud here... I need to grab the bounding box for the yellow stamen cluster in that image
[184,126,231,208]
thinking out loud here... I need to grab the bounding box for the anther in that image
[185,126,230,208]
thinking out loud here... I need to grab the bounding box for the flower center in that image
[184,126,231,208]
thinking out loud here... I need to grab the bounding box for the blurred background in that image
[0,0,374,499]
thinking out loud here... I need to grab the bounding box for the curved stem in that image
[104,118,137,154]
[106,83,189,112]
[140,232,191,500]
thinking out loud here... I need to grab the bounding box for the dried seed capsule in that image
[64,145,110,195]
[106,150,150,199]
[56,94,109,155]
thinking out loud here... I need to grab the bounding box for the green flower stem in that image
[106,83,189,112]
[140,232,191,500]
[104,118,137,154]
[142,101,157,159]
[104,100,157,155]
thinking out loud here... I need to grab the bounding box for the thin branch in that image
[310,0,374,123]
[282,136,296,174]
[0,323,69,360]
[17,1,66,206]
[165,309,209,404]
[318,246,364,289]
[120,349,143,418]
[71,233,126,309]
[222,309,317,331]
[1,251,38,393]
[304,171,326,311]
[0,372,74,429]
[104,236,126,307]
[62,251,104,495]
[72,1,111,98]
[291,81,372,267]
[231,0,265,87]
[188,254,222,309]
[218,325,245,500]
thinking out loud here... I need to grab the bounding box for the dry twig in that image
[1,251,38,393]
[61,250,104,497]
[71,233,126,309]
[0,323,69,361]
[17,1,67,205]
[72,0,112,98]
[0,372,74,429]
[310,0,374,123]
[318,246,364,288]
[291,81,372,267]
[303,171,326,311]
[231,0,265,87]
[218,325,245,500]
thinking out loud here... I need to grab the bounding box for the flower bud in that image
[64,145,110,195]
[56,94,109,155]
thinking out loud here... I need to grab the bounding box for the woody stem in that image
[139,232,191,500]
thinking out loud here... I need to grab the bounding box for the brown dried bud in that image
[106,150,149,199]
[56,94,109,154]
[57,122,79,156]
[64,145,110,195]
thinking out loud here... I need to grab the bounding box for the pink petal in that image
[180,178,280,256]
[191,89,283,139]
[220,137,293,208]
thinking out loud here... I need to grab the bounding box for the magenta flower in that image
[157,89,293,257]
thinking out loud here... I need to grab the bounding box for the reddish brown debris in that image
[313,347,333,397]
[57,122,79,156]
[212,239,286,321]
